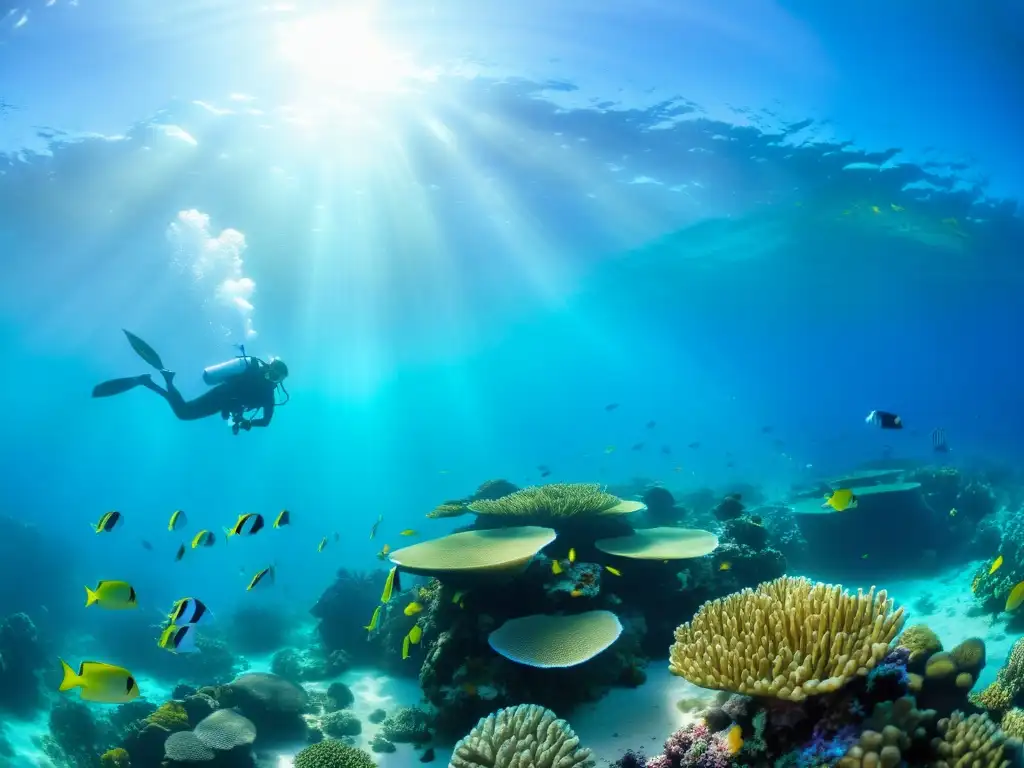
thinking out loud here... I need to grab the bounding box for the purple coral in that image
[645,722,734,768]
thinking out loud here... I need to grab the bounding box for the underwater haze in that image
[1,1,1024,767]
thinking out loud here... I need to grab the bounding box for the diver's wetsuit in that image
[142,365,276,426]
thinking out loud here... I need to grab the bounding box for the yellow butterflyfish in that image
[605,566,621,576]
[990,556,1004,575]
[552,560,563,575]
[364,606,381,631]
[725,725,743,755]
[1006,580,1024,612]
[404,601,423,616]
[568,548,576,563]
[402,634,411,660]
[821,489,858,512]
[409,625,423,644]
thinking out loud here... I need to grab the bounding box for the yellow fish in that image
[85,581,137,610]
[552,560,563,575]
[364,606,381,631]
[605,566,622,577]
[191,530,215,549]
[990,556,1004,575]
[409,625,423,644]
[1006,580,1024,612]
[273,510,291,528]
[570,589,583,598]
[404,601,423,616]
[317,537,328,552]
[400,530,418,537]
[376,544,391,560]
[94,510,124,534]
[949,508,958,518]
[821,489,858,512]
[718,562,732,572]
[402,634,411,660]
[247,566,275,591]
[871,205,881,214]
[224,513,265,538]
[890,203,904,212]
[725,725,743,755]
[381,566,401,604]
[370,514,383,539]
[59,659,140,703]
[568,548,576,563]
[157,623,198,654]
[167,509,187,531]
[451,590,467,605]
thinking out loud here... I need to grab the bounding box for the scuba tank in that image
[202,357,252,386]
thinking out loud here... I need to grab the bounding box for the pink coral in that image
[648,722,735,768]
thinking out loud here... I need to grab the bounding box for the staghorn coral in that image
[293,740,376,768]
[451,704,595,768]
[932,711,1014,768]
[467,483,622,519]
[99,747,130,767]
[669,576,905,701]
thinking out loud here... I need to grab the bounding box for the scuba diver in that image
[92,330,289,434]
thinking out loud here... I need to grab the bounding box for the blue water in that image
[1,1,1023,765]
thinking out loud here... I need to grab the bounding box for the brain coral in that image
[669,576,905,701]
[293,740,376,768]
[451,704,595,768]
[164,730,215,762]
[192,709,257,750]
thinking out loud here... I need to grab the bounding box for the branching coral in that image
[669,576,905,701]
[293,740,376,768]
[99,747,130,767]
[971,638,1024,715]
[146,701,189,731]
[467,483,623,519]
[451,704,595,768]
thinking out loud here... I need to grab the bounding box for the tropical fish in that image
[537,464,551,478]
[224,513,264,538]
[400,530,418,537]
[404,601,423,616]
[140,540,153,551]
[990,556,1004,575]
[247,566,275,591]
[59,659,140,703]
[94,511,124,534]
[1007,581,1024,612]
[376,544,391,560]
[381,566,401,604]
[551,560,563,575]
[570,589,583,598]
[370,514,383,539]
[890,203,904,212]
[191,530,215,549]
[364,606,381,631]
[168,597,211,625]
[451,590,467,605]
[949,508,957,518]
[718,562,732,572]
[604,403,619,412]
[604,446,616,454]
[157,624,199,654]
[568,548,576,564]
[317,537,328,553]
[174,543,186,562]
[408,625,423,644]
[168,509,187,531]
[725,725,743,755]
[85,581,137,610]
[274,510,291,528]
[402,634,411,659]
[866,410,902,429]
[822,489,858,512]
[871,205,881,214]
[605,566,622,577]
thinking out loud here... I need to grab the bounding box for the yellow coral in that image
[467,483,621,519]
[146,701,190,730]
[895,624,942,663]
[973,638,1024,715]
[933,711,1012,768]
[950,637,987,671]
[1000,708,1024,739]
[971,682,1014,714]
[669,576,905,702]
[426,503,468,519]
[100,747,130,767]
[925,652,957,679]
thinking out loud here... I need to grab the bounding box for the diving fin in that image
[92,375,150,398]
[122,330,165,371]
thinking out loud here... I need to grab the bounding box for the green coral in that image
[426,502,469,519]
[467,483,621,519]
[145,701,190,730]
[100,747,130,767]
[294,740,376,768]
[1000,708,1024,739]
[895,624,942,663]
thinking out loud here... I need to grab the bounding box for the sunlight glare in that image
[277,10,418,96]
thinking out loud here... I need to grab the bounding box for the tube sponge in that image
[669,576,905,701]
[451,704,595,768]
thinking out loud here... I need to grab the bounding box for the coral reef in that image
[321,710,362,738]
[271,645,351,682]
[218,672,309,744]
[0,611,46,713]
[99,747,130,767]
[311,568,389,662]
[43,698,114,768]
[669,576,905,700]
[293,740,376,768]
[380,706,434,744]
[451,704,594,768]
[467,483,628,523]
[971,637,1024,715]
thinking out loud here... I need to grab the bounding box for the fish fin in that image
[122,330,165,370]
[91,376,150,398]
[84,586,98,608]
[58,659,79,691]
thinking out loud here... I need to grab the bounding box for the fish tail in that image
[84,586,98,608]
[58,659,80,692]
[222,527,234,540]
